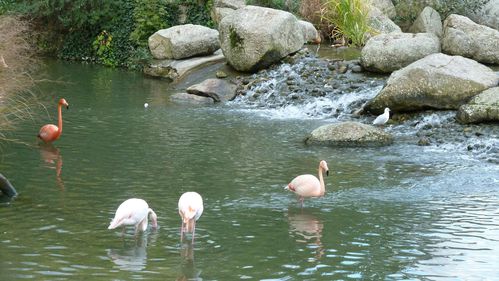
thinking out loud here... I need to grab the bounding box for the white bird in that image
[178,192,204,242]
[144,103,149,108]
[108,198,158,234]
[373,107,390,126]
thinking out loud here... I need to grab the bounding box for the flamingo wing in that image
[288,174,321,197]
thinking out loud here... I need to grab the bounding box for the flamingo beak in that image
[326,170,329,176]
[284,185,289,190]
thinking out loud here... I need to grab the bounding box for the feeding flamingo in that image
[285,160,329,207]
[373,107,390,126]
[178,192,204,242]
[108,198,158,234]
[38,98,69,143]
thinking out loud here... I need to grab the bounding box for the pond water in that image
[1,58,499,280]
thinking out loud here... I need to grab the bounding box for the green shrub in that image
[130,0,169,46]
[321,0,370,47]
[4,0,215,69]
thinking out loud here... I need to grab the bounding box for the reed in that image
[0,15,37,143]
[321,0,371,47]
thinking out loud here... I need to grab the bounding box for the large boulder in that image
[469,0,499,31]
[456,87,499,124]
[365,53,499,114]
[408,6,442,37]
[442,14,499,65]
[170,93,215,105]
[360,32,440,73]
[371,0,396,19]
[305,122,393,147]
[299,20,321,44]
[144,50,225,82]
[211,0,246,25]
[218,5,305,72]
[367,7,402,35]
[186,78,237,102]
[148,24,220,60]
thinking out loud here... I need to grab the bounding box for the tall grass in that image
[0,15,37,144]
[321,0,371,47]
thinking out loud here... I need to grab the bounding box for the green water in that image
[1,60,498,280]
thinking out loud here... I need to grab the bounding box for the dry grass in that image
[0,15,37,143]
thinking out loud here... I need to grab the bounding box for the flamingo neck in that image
[318,166,325,196]
[57,104,63,137]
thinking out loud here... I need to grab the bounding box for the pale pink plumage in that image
[178,192,203,242]
[108,198,158,234]
[285,160,329,206]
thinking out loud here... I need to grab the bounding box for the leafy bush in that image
[321,0,371,47]
[130,0,169,46]
[4,0,215,69]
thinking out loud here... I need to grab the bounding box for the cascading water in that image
[229,50,499,163]
[229,52,385,120]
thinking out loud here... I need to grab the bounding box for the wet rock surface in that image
[229,48,499,163]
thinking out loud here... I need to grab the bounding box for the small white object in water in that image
[144,103,149,108]
[373,107,390,125]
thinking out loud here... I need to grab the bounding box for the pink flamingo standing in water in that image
[38,98,69,143]
[108,198,158,234]
[285,160,329,206]
[178,192,204,242]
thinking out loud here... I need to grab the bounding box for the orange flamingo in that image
[285,160,329,206]
[38,98,69,143]
[178,192,204,242]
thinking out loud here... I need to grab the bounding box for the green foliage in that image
[183,0,215,28]
[130,0,169,46]
[321,0,370,47]
[3,0,215,69]
[93,30,117,67]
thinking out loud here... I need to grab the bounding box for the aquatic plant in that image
[321,0,371,47]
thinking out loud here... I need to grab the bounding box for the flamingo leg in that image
[191,219,196,244]
[299,196,304,208]
[180,222,185,242]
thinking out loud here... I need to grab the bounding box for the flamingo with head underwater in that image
[108,198,158,234]
[38,98,69,143]
[285,160,329,207]
[178,192,204,242]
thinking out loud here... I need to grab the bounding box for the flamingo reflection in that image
[107,233,155,272]
[287,208,325,260]
[39,143,64,190]
[177,241,202,281]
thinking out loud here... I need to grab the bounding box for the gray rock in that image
[214,0,245,9]
[170,93,215,105]
[144,50,225,81]
[469,0,499,31]
[299,20,320,44]
[186,78,237,102]
[360,33,440,73]
[409,6,442,37]
[367,7,402,35]
[148,24,220,60]
[365,53,499,114]
[371,0,397,19]
[456,87,499,124]
[442,14,499,65]
[305,121,393,147]
[218,6,305,72]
